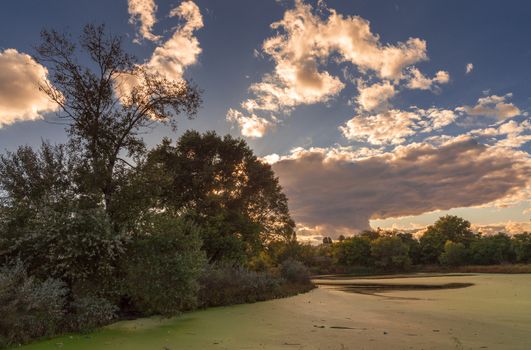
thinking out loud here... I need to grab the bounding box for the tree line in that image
[293,215,531,273]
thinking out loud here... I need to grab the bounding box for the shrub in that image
[122,215,206,316]
[0,261,67,347]
[439,241,467,266]
[370,236,411,271]
[280,259,310,284]
[199,265,281,307]
[66,297,118,332]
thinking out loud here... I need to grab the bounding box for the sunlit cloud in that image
[272,136,530,236]
[128,0,160,42]
[466,62,474,74]
[226,108,274,138]
[457,93,521,120]
[340,107,457,145]
[0,49,58,127]
[356,80,396,112]
[406,68,449,91]
[116,1,203,100]
[229,0,444,138]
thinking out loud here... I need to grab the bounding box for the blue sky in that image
[1,0,530,241]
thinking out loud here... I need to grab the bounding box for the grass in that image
[416,263,531,274]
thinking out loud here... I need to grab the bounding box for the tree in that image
[512,233,531,263]
[470,233,514,265]
[370,236,411,271]
[420,215,476,264]
[439,241,467,266]
[141,131,295,263]
[332,237,371,266]
[35,24,201,227]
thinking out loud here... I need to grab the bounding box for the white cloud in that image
[272,137,531,235]
[116,1,203,99]
[230,0,438,137]
[356,81,395,112]
[466,63,474,74]
[457,93,521,120]
[226,108,274,138]
[340,109,420,145]
[406,68,449,91]
[0,49,58,127]
[340,107,457,145]
[128,0,160,42]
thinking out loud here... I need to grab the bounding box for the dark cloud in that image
[272,137,530,237]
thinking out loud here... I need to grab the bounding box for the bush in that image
[370,236,411,271]
[66,297,118,332]
[439,241,467,266]
[0,261,67,347]
[199,265,281,307]
[280,259,310,284]
[122,215,206,316]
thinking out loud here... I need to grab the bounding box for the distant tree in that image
[439,241,468,266]
[420,215,476,264]
[359,230,380,241]
[512,233,531,263]
[332,236,371,266]
[470,233,514,265]
[338,235,346,242]
[35,24,201,226]
[370,236,411,271]
[396,232,422,265]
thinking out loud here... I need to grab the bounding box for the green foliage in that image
[0,261,67,347]
[198,265,281,307]
[280,259,310,284]
[143,131,295,263]
[439,241,468,266]
[122,215,206,316]
[332,237,371,266]
[512,233,531,263]
[67,297,118,332]
[470,233,514,265]
[0,207,124,293]
[370,236,411,271]
[419,229,446,264]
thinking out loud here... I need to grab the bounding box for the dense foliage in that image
[293,216,531,274]
[0,25,309,348]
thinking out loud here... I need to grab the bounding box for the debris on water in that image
[283,342,301,345]
[330,326,355,330]
[313,325,325,328]
[432,329,440,332]
[383,331,388,335]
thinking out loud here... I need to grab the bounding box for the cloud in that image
[0,49,58,127]
[116,1,203,99]
[466,63,474,74]
[472,221,531,236]
[340,107,457,145]
[356,81,396,112]
[340,109,420,145]
[272,137,530,236]
[229,0,437,138]
[457,93,521,120]
[128,0,160,42]
[406,68,449,91]
[226,108,274,138]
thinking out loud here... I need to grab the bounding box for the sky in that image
[0,0,530,242]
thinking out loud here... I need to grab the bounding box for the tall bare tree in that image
[35,24,202,219]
